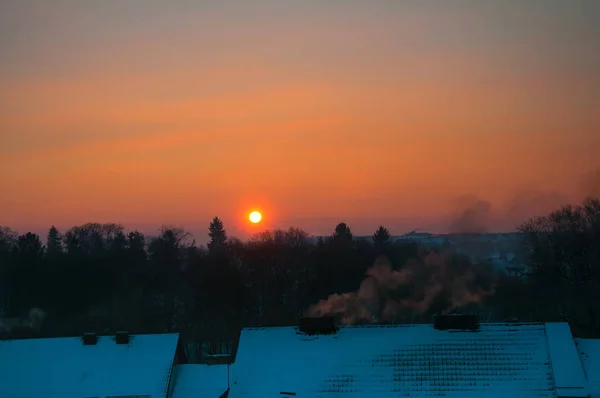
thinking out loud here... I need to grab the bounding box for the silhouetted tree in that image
[63,228,80,254]
[227,237,245,268]
[148,226,191,332]
[0,226,17,253]
[373,225,390,243]
[0,226,17,313]
[127,231,147,258]
[195,252,245,353]
[242,228,312,325]
[46,226,63,256]
[109,230,127,252]
[520,198,600,337]
[207,217,227,254]
[373,225,391,253]
[315,236,325,247]
[482,274,536,322]
[9,201,599,352]
[332,222,353,247]
[283,227,310,249]
[63,223,125,255]
[4,233,45,314]
[15,233,44,258]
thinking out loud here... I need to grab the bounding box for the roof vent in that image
[82,332,98,345]
[433,314,479,331]
[298,316,337,335]
[115,331,130,344]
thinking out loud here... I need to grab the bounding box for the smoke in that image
[448,196,493,233]
[0,307,47,333]
[305,255,496,325]
[447,190,574,233]
[580,169,600,200]
[504,190,569,227]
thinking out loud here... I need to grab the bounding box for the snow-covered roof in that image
[229,323,557,398]
[545,323,588,397]
[576,338,600,398]
[171,364,229,398]
[0,333,180,398]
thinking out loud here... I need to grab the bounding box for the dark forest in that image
[1,198,599,361]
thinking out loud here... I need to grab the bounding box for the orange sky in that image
[1,1,599,241]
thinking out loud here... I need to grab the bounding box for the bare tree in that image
[519,198,600,336]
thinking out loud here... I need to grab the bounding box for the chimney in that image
[298,317,337,335]
[115,331,130,345]
[433,314,479,331]
[82,332,98,345]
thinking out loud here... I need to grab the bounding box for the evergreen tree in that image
[208,217,228,254]
[373,225,391,248]
[110,230,128,251]
[46,226,63,256]
[127,231,147,259]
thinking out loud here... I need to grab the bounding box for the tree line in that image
[0,198,598,358]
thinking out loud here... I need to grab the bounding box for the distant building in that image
[309,232,448,247]
[309,232,530,276]
[0,332,186,398]
[391,231,447,247]
[228,320,592,398]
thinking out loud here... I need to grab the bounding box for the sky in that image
[1,0,600,242]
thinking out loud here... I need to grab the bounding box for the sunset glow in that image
[0,2,599,242]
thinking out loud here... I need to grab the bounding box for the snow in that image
[0,333,180,398]
[545,323,588,397]
[229,323,557,398]
[171,364,229,398]
[575,338,600,398]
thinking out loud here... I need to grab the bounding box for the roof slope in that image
[171,364,229,398]
[545,323,588,397]
[0,333,179,398]
[229,323,556,398]
[576,338,600,398]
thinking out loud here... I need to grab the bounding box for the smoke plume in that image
[0,307,47,333]
[447,190,575,233]
[305,254,496,325]
[580,168,600,200]
[448,196,493,233]
[504,190,569,227]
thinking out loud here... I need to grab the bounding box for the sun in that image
[249,211,262,224]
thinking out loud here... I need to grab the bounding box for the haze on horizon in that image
[1,1,599,243]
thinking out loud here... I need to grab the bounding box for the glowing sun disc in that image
[249,211,262,224]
